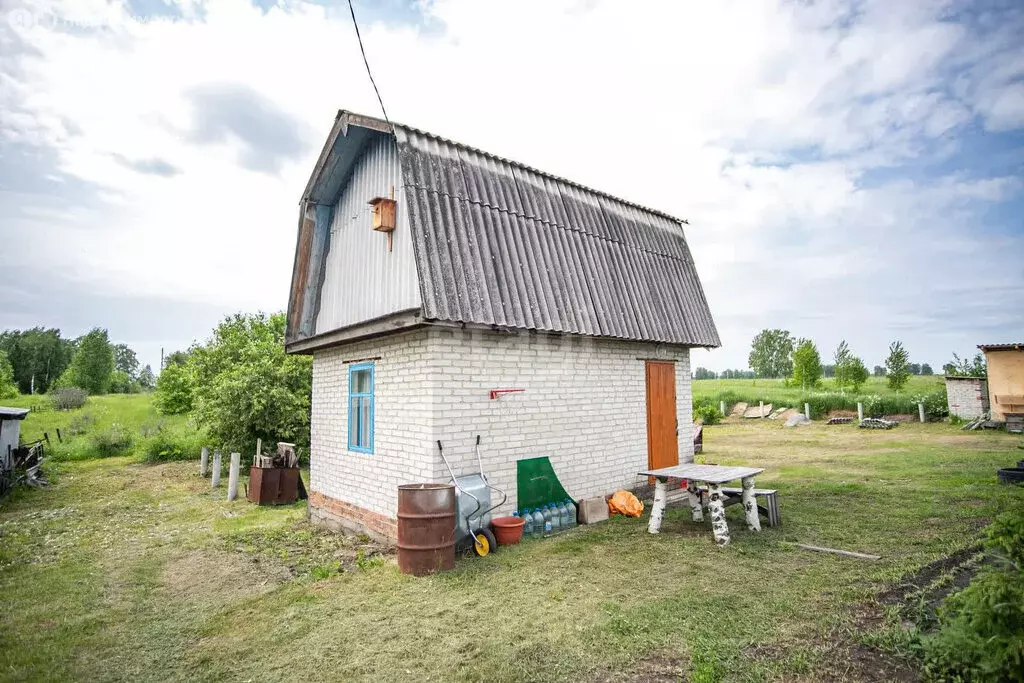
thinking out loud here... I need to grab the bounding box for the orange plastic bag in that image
[608,490,644,518]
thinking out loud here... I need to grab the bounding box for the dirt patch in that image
[744,638,917,682]
[591,652,688,683]
[160,549,291,604]
[883,414,918,423]
[877,545,980,607]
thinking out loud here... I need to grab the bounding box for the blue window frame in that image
[348,362,374,453]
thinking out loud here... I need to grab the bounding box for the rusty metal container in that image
[248,467,299,505]
[397,483,456,576]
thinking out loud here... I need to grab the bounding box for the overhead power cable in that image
[346,0,393,130]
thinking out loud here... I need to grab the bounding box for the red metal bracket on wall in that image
[489,389,524,400]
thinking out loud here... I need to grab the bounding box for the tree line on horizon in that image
[0,327,154,398]
[693,329,986,393]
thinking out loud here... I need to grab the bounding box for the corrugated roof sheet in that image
[393,125,720,347]
[978,343,1024,351]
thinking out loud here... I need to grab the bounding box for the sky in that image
[1,0,1022,374]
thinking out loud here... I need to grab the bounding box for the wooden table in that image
[638,464,765,546]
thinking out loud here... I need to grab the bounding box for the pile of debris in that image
[826,417,854,425]
[859,418,899,430]
[961,413,1001,431]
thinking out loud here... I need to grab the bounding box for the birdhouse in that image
[368,195,397,233]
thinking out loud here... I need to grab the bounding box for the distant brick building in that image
[944,376,988,419]
[286,111,719,541]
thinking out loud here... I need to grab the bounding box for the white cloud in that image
[1,0,1022,371]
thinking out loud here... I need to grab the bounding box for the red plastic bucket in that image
[491,516,525,545]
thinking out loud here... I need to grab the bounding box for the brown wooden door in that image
[646,361,679,474]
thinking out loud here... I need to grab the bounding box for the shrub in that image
[915,389,949,420]
[921,504,1024,682]
[694,403,723,425]
[138,423,207,463]
[91,423,133,458]
[154,361,195,415]
[49,387,89,411]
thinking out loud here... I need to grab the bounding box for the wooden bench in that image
[698,486,780,527]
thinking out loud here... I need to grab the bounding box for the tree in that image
[908,363,922,375]
[833,340,868,392]
[138,364,155,390]
[694,367,716,380]
[921,363,933,375]
[823,364,835,378]
[154,361,195,414]
[886,341,911,392]
[185,313,312,457]
[113,344,140,380]
[0,350,18,399]
[59,328,115,394]
[845,357,869,392]
[0,328,74,394]
[873,365,886,377]
[946,352,986,378]
[748,329,795,378]
[791,339,822,390]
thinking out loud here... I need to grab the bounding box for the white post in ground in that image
[804,403,810,420]
[648,478,668,534]
[227,452,240,501]
[200,446,209,477]
[857,403,864,421]
[760,400,765,418]
[211,450,222,487]
[919,402,926,423]
[720,401,726,417]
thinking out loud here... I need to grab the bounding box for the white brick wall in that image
[310,329,434,520]
[945,377,988,419]
[310,326,694,526]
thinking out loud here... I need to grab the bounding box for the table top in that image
[638,464,764,484]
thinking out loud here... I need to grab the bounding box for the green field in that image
[694,375,947,419]
[2,409,1021,682]
[2,393,193,461]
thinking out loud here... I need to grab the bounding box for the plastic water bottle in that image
[522,509,534,537]
[532,508,545,537]
[565,500,577,526]
[556,501,569,527]
[542,505,553,533]
[552,501,569,532]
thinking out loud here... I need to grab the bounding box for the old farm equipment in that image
[0,407,48,499]
[436,435,506,557]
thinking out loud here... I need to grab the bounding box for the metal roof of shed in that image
[301,111,721,348]
[978,343,1024,351]
[0,407,29,420]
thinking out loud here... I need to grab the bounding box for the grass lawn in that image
[1,418,1021,682]
[3,393,188,446]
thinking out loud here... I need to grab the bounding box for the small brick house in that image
[944,376,989,419]
[285,111,720,541]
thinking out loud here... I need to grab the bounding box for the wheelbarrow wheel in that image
[473,527,497,557]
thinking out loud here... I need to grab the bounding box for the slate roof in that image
[306,111,721,348]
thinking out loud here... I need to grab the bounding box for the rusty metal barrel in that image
[397,483,456,576]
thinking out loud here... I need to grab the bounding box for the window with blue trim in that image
[348,363,374,453]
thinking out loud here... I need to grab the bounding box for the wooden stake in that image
[794,543,880,560]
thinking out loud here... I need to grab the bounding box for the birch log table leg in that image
[707,484,730,546]
[741,476,761,531]
[648,478,669,534]
[686,480,704,522]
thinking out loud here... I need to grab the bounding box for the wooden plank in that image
[638,463,764,484]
